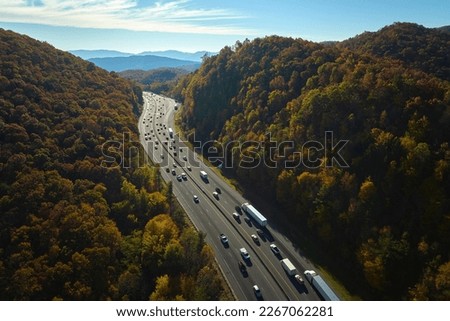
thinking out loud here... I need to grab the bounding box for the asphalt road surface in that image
[139,92,329,301]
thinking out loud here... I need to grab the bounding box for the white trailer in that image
[281,258,297,276]
[304,270,340,301]
[241,202,268,227]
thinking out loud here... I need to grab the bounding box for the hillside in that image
[119,68,189,85]
[119,68,190,95]
[0,29,227,300]
[340,22,450,80]
[176,24,450,300]
[88,54,200,72]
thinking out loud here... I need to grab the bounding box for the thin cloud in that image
[0,0,254,35]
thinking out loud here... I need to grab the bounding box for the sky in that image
[0,0,448,53]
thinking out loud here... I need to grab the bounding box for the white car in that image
[294,274,304,284]
[253,285,262,298]
[213,191,219,199]
[193,195,199,203]
[251,234,259,244]
[240,247,250,260]
[219,233,229,245]
[270,244,280,255]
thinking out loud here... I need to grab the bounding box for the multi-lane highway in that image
[138,91,325,301]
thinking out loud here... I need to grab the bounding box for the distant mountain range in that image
[137,50,213,62]
[71,49,214,62]
[69,49,213,72]
[87,55,200,72]
[70,49,134,59]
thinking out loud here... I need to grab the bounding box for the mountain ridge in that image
[88,54,200,72]
[175,22,450,300]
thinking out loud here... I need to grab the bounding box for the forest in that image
[174,23,450,300]
[119,67,189,96]
[0,29,228,300]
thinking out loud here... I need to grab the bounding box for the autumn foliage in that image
[0,29,227,300]
[176,23,450,299]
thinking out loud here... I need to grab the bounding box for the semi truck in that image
[304,270,340,301]
[280,258,297,276]
[241,202,268,227]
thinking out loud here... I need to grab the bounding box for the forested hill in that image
[0,29,227,300]
[339,22,450,80]
[176,23,450,300]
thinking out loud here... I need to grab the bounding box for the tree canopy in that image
[176,23,450,300]
[0,29,228,300]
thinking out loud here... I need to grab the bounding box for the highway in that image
[138,91,324,301]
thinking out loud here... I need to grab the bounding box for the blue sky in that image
[0,0,448,53]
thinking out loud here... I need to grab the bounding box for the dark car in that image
[238,261,247,273]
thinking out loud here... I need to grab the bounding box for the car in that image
[213,191,219,199]
[294,274,304,285]
[238,261,247,273]
[251,234,260,244]
[270,244,280,255]
[253,285,262,298]
[173,162,176,167]
[215,187,221,194]
[176,175,182,181]
[160,154,164,159]
[240,247,250,260]
[256,229,265,237]
[244,216,251,225]
[171,169,176,175]
[183,155,187,161]
[193,195,199,203]
[174,151,177,156]
[165,167,170,173]
[219,233,229,245]
[181,172,187,180]
[187,166,192,171]
[232,212,240,221]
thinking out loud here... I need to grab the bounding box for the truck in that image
[304,270,340,301]
[241,202,268,227]
[168,128,173,138]
[281,258,297,276]
[200,170,208,180]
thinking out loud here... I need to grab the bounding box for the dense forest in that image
[175,23,450,300]
[119,68,189,95]
[0,29,228,300]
